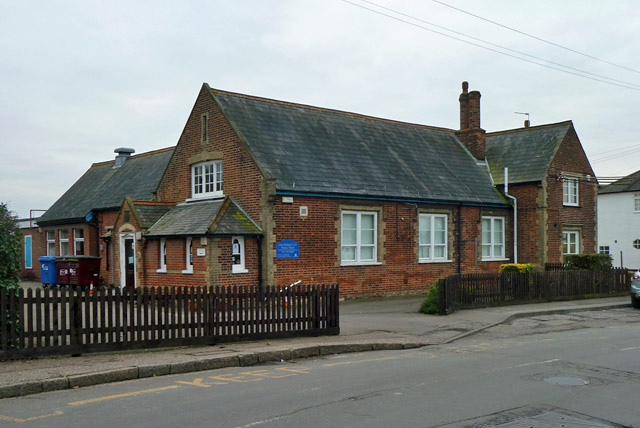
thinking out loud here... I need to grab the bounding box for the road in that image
[0,308,638,427]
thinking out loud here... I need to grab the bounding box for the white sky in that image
[1,0,638,218]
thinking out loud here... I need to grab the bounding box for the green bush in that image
[564,254,612,271]
[0,202,21,291]
[420,281,440,315]
[0,202,21,348]
[499,263,535,273]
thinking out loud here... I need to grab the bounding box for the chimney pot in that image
[456,82,486,160]
[114,147,135,168]
[524,120,530,128]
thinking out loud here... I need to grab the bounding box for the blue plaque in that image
[277,239,299,259]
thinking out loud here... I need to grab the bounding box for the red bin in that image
[56,256,101,288]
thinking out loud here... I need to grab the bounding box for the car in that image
[631,271,640,308]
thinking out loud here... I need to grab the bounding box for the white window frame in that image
[46,230,56,256]
[191,160,223,199]
[562,231,580,255]
[598,245,610,255]
[418,214,449,262]
[481,216,506,260]
[232,236,248,274]
[73,228,84,256]
[563,177,579,206]
[24,235,32,269]
[634,194,640,212]
[157,238,167,273]
[59,229,70,257]
[182,237,193,274]
[341,211,378,265]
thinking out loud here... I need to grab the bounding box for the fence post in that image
[312,286,320,330]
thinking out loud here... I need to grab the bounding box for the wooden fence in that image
[0,284,339,360]
[439,269,629,314]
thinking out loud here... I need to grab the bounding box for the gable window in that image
[563,177,579,206]
[562,231,580,255]
[192,160,223,199]
[182,237,193,274]
[419,214,447,262]
[201,113,209,144]
[481,216,505,260]
[341,211,377,264]
[157,238,167,273]
[59,229,70,256]
[599,246,610,255]
[46,230,56,256]
[635,194,640,212]
[73,228,84,256]
[232,236,248,274]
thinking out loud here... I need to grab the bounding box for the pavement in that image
[0,294,631,399]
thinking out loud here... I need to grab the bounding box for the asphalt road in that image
[1,308,638,428]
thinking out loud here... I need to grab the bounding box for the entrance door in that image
[119,233,136,289]
[124,238,135,289]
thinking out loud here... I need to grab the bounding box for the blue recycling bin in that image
[39,256,57,286]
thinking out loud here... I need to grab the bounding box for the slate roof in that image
[209,86,507,206]
[38,148,174,225]
[145,198,262,237]
[131,202,174,229]
[485,122,571,185]
[599,170,640,194]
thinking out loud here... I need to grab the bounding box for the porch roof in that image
[145,198,262,238]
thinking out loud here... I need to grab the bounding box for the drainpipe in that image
[504,167,518,264]
[257,235,263,287]
[457,204,462,274]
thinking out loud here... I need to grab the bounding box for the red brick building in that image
[28,82,596,297]
[486,121,597,267]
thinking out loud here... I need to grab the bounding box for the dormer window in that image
[192,160,223,199]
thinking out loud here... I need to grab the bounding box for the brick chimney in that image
[455,81,486,160]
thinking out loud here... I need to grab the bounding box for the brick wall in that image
[97,210,118,285]
[505,182,543,266]
[270,195,512,298]
[156,85,265,223]
[546,125,597,261]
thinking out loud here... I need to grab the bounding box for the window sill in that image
[563,203,579,207]
[232,268,249,274]
[481,258,509,262]
[340,261,382,267]
[186,195,224,203]
[156,268,167,274]
[181,269,193,274]
[419,259,452,264]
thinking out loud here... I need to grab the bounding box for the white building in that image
[598,170,640,269]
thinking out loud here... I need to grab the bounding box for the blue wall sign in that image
[277,239,299,259]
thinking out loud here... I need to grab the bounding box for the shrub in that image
[0,202,21,290]
[420,281,440,315]
[499,263,535,273]
[0,202,21,347]
[564,254,612,271]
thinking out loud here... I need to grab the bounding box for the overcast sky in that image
[1,0,638,219]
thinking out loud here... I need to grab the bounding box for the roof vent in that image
[114,147,135,168]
